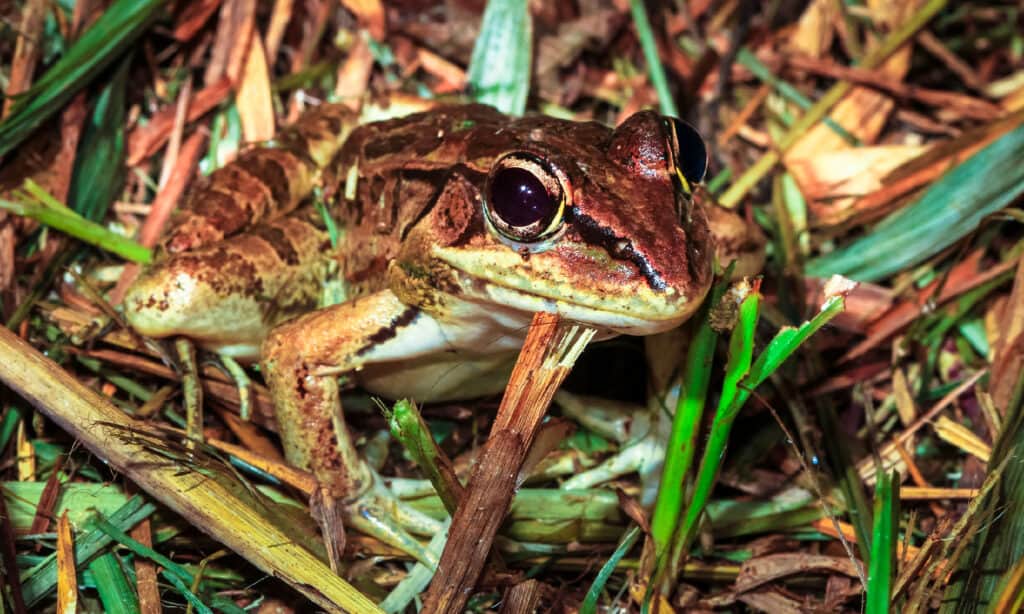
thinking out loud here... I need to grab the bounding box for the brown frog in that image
[124,103,764,561]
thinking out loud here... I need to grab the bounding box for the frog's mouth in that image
[433,246,707,335]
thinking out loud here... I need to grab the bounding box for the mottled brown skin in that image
[163,104,354,254]
[124,104,765,553]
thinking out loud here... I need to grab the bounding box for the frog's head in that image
[392,110,714,336]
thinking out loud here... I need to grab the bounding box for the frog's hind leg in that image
[261,289,457,567]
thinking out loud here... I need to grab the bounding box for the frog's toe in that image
[310,469,441,568]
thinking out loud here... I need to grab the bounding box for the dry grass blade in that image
[55,511,77,614]
[932,416,992,461]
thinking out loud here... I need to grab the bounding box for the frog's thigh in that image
[261,290,457,494]
[358,351,518,402]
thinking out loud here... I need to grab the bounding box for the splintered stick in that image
[422,312,596,613]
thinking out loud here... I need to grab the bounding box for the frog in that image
[123,103,764,565]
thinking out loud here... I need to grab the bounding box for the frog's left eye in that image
[665,118,708,195]
[484,153,566,244]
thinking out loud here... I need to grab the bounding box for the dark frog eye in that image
[664,117,708,194]
[484,153,566,245]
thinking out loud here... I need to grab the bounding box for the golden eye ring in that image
[483,152,567,246]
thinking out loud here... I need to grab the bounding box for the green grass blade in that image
[20,496,156,606]
[866,469,898,614]
[629,0,676,117]
[466,0,532,115]
[92,515,194,587]
[673,289,761,557]
[160,571,213,614]
[746,293,846,388]
[671,287,847,565]
[87,552,141,614]
[0,181,152,264]
[736,48,858,145]
[817,397,873,563]
[806,118,1024,281]
[581,525,641,614]
[69,55,130,221]
[649,281,728,560]
[0,408,21,452]
[0,0,166,157]
[991,554,1024,613]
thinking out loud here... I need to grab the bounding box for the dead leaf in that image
[236,34,276,143]
[340,0,386,41]
[788,0,836,58]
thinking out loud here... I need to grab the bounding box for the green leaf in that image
[671,289,761,560]
[466,0,532,115]
[70,56,130,221]
[649,280,727,562]
[386,398,460,515]
[806,117,1024,281]
[0,0,166,157]
[0,180,152,264]
[746,294,846,389]
[2,482,129,531]
[991,554,1024,613]
[20,496,156,606]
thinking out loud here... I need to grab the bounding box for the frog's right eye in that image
[485,153,566,244]
[664,118,708,195]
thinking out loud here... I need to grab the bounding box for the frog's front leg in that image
[261,289,455,565]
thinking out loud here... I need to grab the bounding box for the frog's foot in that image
[312,466,442,569]
[555,390,664,491]
[560,432,662,490]
[342,470,442,566]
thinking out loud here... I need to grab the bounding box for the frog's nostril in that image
[611,239,631,258]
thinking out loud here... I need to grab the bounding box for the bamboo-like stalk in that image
[0,325,382,614]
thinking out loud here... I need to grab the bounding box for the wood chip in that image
[55,512,77,614]
[111,130,208,304]
[340,0,386,41]
[130,519,161,614]
[126,78,230,166]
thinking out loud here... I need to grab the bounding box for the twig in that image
[421,312,595,613]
